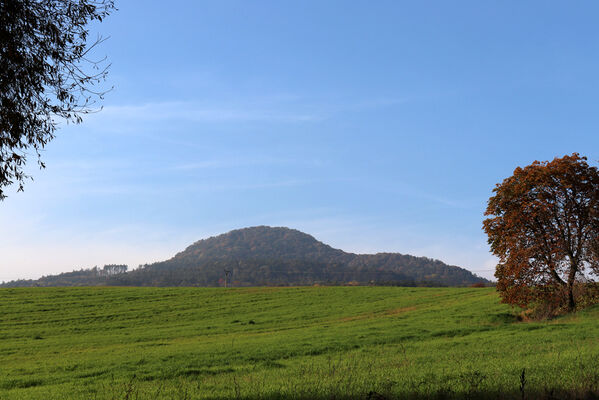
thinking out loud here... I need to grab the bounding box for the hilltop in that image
[3,226,488,287]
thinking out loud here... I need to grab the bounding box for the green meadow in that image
[1,286,598,399]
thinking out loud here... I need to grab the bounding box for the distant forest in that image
[2,227,489,288]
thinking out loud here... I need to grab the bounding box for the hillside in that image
[2,226,489,287]
[1,286,598,399]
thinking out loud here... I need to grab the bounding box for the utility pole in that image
[224,269,232,288]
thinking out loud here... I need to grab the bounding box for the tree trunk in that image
[566,258,579,312]
[567,284,576,311]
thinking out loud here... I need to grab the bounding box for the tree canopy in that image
[483,154,599,313]
[0,0,115,199]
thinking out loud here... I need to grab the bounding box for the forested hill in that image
[2,226,489,287]
[171,226,352,264]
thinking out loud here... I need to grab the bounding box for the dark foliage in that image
[1,264,126,287]
[2,226,488,287]
[0,0,115,199]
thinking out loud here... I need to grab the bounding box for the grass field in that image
[1,286,598,399]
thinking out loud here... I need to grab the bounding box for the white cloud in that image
[169,156,321,171]
[72,93,409,134]
[85,100,320,127]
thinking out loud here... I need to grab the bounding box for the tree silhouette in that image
[0,0,115,199]
[483,154,599,312]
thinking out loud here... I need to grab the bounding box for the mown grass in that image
[0,286,598,399]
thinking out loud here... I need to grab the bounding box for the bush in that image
[469,283,486,288]
[521,282,599,320]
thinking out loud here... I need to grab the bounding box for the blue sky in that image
[2,1,599,281]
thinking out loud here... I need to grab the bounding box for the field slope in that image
[1,286,598,399]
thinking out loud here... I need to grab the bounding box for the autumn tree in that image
[0,0,115,199]
[483,154,599,312]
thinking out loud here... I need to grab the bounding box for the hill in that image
[2,226,489,287]
[1,286,598,399]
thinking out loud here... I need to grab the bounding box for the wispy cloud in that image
[170,156,324,171]
[89,101,321,125]
[75,93,410,133]
[82,178,322,196]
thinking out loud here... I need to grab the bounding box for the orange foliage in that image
[483,154,599,312]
